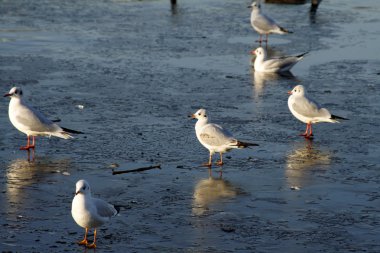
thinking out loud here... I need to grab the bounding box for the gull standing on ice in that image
[248,1,292,44]
[251,47,307,73]
[288,85,348,138]
[190,109,259,166]
[71,180,119,249]
[4,87,82,150]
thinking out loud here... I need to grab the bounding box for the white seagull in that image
[287,85,348,138]
[251,47,307,73]
[248,1,292,44]
[190,109,258,166]
[4,87,82,150]
[71,180,119,249]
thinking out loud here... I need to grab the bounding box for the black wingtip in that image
[61,127,84,134]
[237,141,259,148]
[297,52,309,58]
[331,114,349,120]
[114,205,121,215]
[280,27,293,34]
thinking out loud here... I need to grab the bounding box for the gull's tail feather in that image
[56,132,74,139]
[61,127,84,134]
[330,114,349,123]
[236,140,259,148]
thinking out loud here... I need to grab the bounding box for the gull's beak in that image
[188,114,196,119]
[4,93,11,97]
[287,91,293,95]
[247,5,252,8]
[250,50,256,55]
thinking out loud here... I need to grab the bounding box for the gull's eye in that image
[198,113,201,116]
[204,115,207,117]
[82,186,86,190]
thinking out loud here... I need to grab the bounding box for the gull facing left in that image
[248,1,292,44]
[288,85,348,138]
[4,87,82,150]
[72,180,119,249]
[251,47,307,73]
[191,109,259,166]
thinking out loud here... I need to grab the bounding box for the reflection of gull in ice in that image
[192,170,238,216]
[286,140,331,188]
[251,70,296,99]
[5,158,71,214]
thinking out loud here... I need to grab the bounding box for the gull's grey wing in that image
[93,198,118,218]
[16,102,60,132]
[200,124,236,147]
[263,57,298,70]
[253,13,278,31]
[292,96,331,118]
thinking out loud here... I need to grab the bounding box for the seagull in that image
[4,87,82,150]
[287,85,348,138]
[190,109,259,166]
[71,180,119,249]
[251,47,307,73]
[248,1,292,44]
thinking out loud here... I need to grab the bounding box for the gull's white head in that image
[4,87,23,98]
[191,108,208,121]
[248,1,260,10]
[251,47,266,59]
[288,85,306,96]
[75,179,91,196]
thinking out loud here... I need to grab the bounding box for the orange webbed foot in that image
[77,239,88,245]
[215,161,224,166]
[86,243,97,249]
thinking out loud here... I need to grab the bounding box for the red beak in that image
[4,93,11,97]
[250,50,256,55]
[287,91,292,95]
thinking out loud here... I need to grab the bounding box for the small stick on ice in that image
[112,165,161,175]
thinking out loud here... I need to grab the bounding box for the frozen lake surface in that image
[0,0,379,252]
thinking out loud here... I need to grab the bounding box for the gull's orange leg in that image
[300,123,310,136]
[20,136,36,150]
[216,152,224,166]
[306,124,314,138]
[20,136,30,150]
[77,228,88,245]
[255,34,262,43]
[202,153,212,167]
[86,229,97,249]
[30,136,36,149]
[264,34,268,43]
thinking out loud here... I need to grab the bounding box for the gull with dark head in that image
[251,47,307,73]
[248,1,292,44]
[190,109,258,166]
[288,85,348,138]
[71,180,119,249]
[4,87,82,151]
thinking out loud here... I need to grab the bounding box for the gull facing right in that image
[4,87,82,150]
[251,47,307,73]
[190,109,258,166]
[288,85,348,138]
[248,1,292,44]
